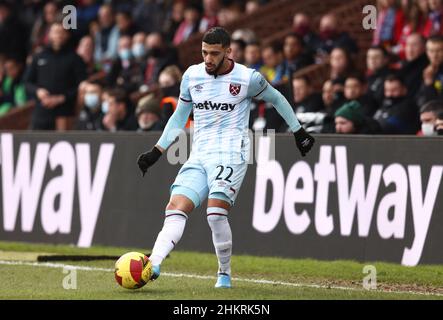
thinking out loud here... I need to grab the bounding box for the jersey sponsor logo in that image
[229,83,241,96]
[193,101,236,111]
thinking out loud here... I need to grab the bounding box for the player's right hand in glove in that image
[137,146,163,177]
[293,127,315,157]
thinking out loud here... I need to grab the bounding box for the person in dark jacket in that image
[374,74,420,134]
[416,35,443,107]
[101,88,138,131]
[24,21,87,130]
[366,45,391,106]
[76,81,104,131]
[398,33,428,100]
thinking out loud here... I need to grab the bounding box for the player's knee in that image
[166,195,194,213]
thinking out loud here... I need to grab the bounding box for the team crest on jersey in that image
[229,83,241,96]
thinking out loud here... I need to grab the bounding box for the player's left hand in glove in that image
[137,146,163,177]
[293,127,315,157]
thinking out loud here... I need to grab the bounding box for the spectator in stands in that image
[158,65,182,128]
[423,0,443,37]
[24,22,87,130]
[317,13,358,56]
[283,33,314,77]
[374,74,420,134]
[245,42,262,71]
[144,32,179,87]
[136,94,162,132]
[230,39,246,64]
[417,35,443,106]
[107,35,144,94]
[436,110,443,134]
[29,1,60,55]
[246,0,261,15]
[366,45,391,105]
[94,4,120,71]
[132,0,165,34]
[320,80,345,133]
[398,33,428,98]
[217,2,243,26]
[260,42,288,86]
[199,0,220,33]
[132,32,147,61]
[76,0,100,40]
[292,76,323,113]
[163,1,185,42]
[0,56,27,116]
[344,74,378,116]
[292,12,321,57]
[77,35,103,82]
[76,81,104,130]
[373,0,405,51]
[173,3,202,46]
[417,99,443,135]
[334,100,380,134]
[101,88,138,131]
[329,47,355,85]
[116,9,139,37]
[393,0,428,58]
[0,1,28,60]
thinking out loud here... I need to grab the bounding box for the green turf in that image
[0,241,442,300]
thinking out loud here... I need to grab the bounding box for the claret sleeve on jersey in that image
[247,71,302,133]
[156,70,193,150]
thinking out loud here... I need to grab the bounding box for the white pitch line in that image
[0,260,442,298]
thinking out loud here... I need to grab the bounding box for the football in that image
[114,252,153,289]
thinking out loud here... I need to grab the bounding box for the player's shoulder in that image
[183,63,206,77]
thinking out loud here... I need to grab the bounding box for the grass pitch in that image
[0,241,442,300]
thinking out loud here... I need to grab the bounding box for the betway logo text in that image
[253,137,443,266]
[193,101,236,111]
[0,134,114,247]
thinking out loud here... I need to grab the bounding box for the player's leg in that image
[149,162,208,280]
[149,194,195,277]
[207,196,233,288]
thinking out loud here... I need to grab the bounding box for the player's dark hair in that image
[420,100,443,114]
[203,27,231,48]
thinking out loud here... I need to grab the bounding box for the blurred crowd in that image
[1,0,443,136]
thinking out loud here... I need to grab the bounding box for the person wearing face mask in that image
[135,95,162,132]
[292,13,321,57]
[132,32,146,61]
[417,100,443,136]
[76,81,104,130]
[373,74,420,134]
[316,13,358,57]
[107,35,145,94]
[435,110,443,135]
[143,32,179,87]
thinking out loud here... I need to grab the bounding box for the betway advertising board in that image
[0,132,442,266]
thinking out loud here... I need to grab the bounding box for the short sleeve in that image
[179,68,192,103]
[247,71,269,99]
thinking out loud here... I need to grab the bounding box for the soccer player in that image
[137,27,315,288]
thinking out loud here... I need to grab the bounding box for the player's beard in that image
[206,56,225,76]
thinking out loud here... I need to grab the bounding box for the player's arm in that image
[137,71,193,176]
[247,71,315,157]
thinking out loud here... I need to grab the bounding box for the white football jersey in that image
[180,61,265,158]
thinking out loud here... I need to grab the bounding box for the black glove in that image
[293,127,315,157]
[137,146,163,177]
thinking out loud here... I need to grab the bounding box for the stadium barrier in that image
[0,131,442,266]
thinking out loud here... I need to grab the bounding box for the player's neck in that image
[217,58,235,76]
